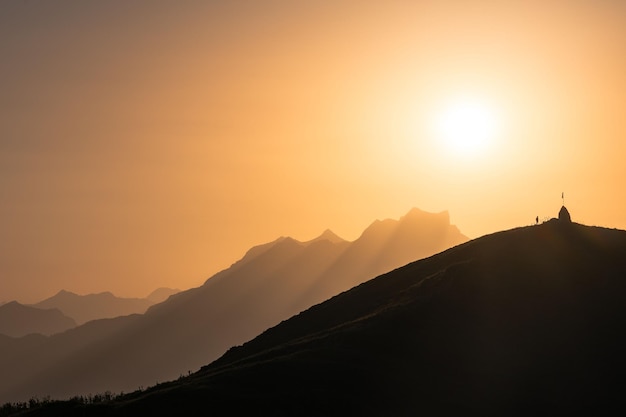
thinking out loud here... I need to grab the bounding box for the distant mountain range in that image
[0,288,180,340]
[0,208,466,404]
[31,288,180,325]
[20,218,626,416]
[0,302,75,337]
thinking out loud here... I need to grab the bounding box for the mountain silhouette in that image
[31,288,180,325]
[0,208,466,404]
[145,287,180,304]
[0,302,76,337]
[303,228,346,244]
[20,220,626,416]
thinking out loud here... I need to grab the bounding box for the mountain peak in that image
[0,302,76,337]
[359,207,458,241]
[305,229,346,245]
[401,207,450,223]
[1,301,21,309]
[146,288,180,304]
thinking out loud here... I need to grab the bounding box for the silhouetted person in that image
[536,216,539,225]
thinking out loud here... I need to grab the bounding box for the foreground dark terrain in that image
[9,219,626,416]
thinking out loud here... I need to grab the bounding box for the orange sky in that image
[1,0,625,303]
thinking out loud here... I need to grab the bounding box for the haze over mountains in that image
[31,288,180,325]
[0,289,180,340]
[0,302,75,338]
[18,217,626,416]
[0,208,466,404]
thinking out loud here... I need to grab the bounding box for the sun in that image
[434,96,499,156]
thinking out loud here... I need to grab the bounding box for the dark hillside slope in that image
[28,221,626,416]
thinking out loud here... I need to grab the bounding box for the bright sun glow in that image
[435,97,499,156]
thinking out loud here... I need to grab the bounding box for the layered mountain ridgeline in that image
[0,208,466,404]
[0,289,179,340]
[0,303,75,337]
[18,220,626,416]
[31,288,180,325]
[144,288,180,304]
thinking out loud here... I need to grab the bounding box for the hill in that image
[17,219,626,416]
[0,208,466,404]
[31,289,179,325]
[0,302,76,338]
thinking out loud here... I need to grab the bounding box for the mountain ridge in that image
[0,302,76,338]
[32,220,626,416]
[0,207,466,404]
[31,288,180,325]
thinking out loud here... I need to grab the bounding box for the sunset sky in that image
[2,0,625,303]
